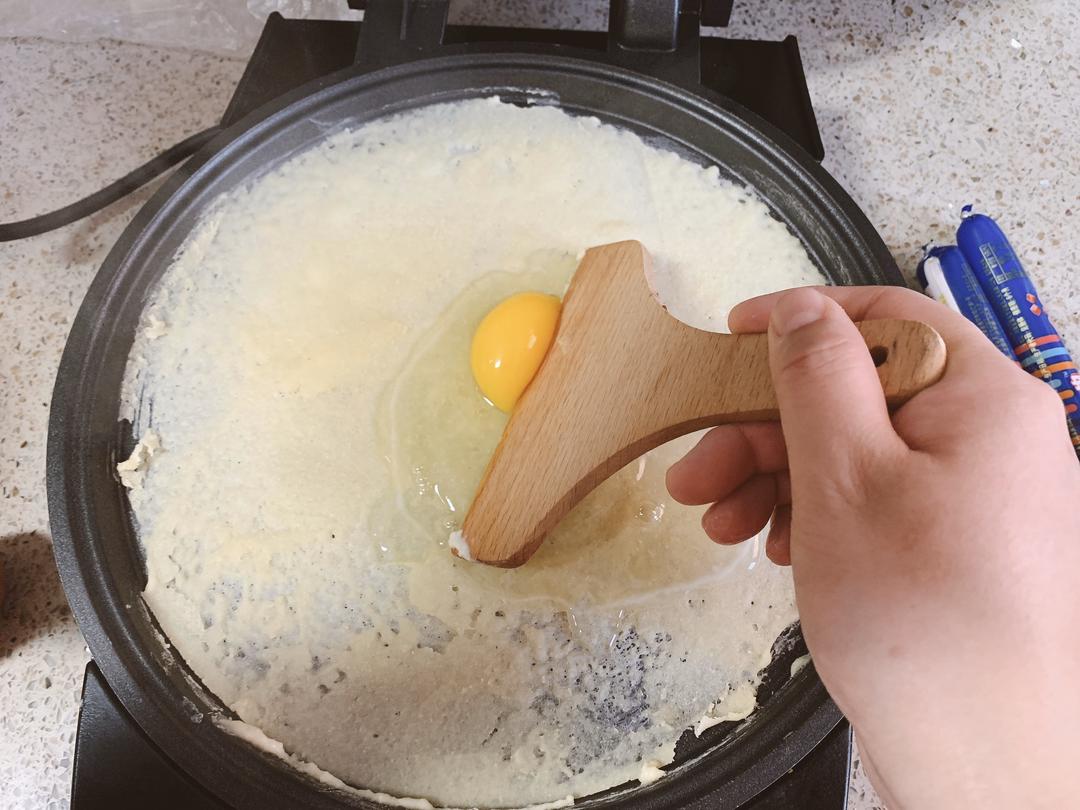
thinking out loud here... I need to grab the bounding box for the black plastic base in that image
[73,663,228,809]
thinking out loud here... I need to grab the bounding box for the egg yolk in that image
[470,292,561,412]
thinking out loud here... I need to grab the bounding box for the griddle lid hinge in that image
[607,0,703,87]
[354,0,449,71]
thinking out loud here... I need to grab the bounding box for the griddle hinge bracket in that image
[354,0,450,71]
[606,0,704,87]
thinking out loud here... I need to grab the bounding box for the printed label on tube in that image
[957,206,1080,454]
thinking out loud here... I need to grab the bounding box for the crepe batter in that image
[118,98,824,807]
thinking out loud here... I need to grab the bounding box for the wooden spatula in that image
[457,240,947,568]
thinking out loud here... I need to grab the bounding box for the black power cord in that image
[0,126,222,242]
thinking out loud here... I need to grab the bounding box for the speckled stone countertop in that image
[1,2,1076,808]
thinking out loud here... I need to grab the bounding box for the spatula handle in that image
[652,318,947,429]
[462,242,949,567]
[715,318,947,421]
[853,318,948,407]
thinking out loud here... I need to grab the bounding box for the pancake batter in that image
[119,98,824,807]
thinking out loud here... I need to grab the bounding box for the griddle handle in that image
[354,0,449,70]
[607,0,702,86]
[609,0,680,51]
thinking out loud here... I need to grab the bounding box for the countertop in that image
[1,1,1076,808]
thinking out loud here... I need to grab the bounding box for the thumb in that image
[768,288,903,481]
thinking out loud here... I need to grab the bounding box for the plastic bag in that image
[0,0,361,56]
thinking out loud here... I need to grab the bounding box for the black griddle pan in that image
[48,3,898,808]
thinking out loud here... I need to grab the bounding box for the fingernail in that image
[770,288,827,336]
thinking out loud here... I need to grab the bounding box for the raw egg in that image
[470,292,561,412]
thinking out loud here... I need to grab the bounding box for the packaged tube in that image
[915,243,1014,359]
[957,206,1080,455]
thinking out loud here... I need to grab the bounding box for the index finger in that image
[666,422,788,505]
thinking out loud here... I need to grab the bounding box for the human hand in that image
[667,286,1080,809]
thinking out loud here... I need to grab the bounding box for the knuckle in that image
[976,373,1065,436]
[1027,377,1067,421]
[997,371,1058,412]
[875,285,921,307]
[864,285,922,315]
[778,332,864,381]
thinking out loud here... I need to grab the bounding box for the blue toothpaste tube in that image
[915,243,1014,359]
[956,206,1080,455]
